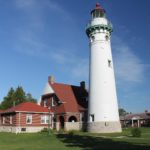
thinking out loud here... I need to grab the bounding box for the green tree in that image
[13,86,26,105]
[0,87,15,109]
[0,86,37,109]
[119,108,129,116]
[26,93,37,103]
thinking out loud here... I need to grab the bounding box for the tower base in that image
[88,121,122,133]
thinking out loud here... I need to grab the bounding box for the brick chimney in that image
[48,76,55,84]
[80,81,86,89]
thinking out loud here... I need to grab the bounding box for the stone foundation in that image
[88,121,122,133]
[65,122,81,131]
[0,126,47,133]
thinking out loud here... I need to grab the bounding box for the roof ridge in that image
[50,82,81,88]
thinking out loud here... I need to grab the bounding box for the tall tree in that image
[26,93,37,103]
[119,108,129,116]
[0,86,37,109]
[1,87,15,109]
[13,86,26,105]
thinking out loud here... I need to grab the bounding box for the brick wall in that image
[1,112,52,128]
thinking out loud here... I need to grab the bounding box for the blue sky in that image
[0,0,150,113]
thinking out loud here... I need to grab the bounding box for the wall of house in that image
[0,126,48,133]
[15,113,51,127]
[55,112,85,131]
[0,112,52,133]
[0,113,16,126]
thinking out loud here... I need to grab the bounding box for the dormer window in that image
[52,97,55,107]
[44,100,47,107]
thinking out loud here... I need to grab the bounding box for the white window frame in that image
[41,115,49,124]
[10,115,12,124]
[3,117,5,124]
[44,100,47,107]
[26,114,32,124]
[52,97,55,107]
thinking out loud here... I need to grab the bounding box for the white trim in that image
[15,111,50,114]
[41,115,49,124]
[2,111,50,114]
[10,115,12,124]
[2,117,5,124]
[52,97,55,107]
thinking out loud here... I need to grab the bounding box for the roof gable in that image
[50,82,88,112]
[43,82,54,95]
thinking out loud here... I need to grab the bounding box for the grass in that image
[0,128,150,150]
[0,132,80,150]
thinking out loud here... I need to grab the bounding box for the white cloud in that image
[15,0,36,9]
[113,35,145,83]
[13,1,146,85]
[71,58,89,80]
[15,0,71,20]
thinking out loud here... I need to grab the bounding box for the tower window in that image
[91,36,95,42]
[108,59,112,68]
[105,35,109,41]
[90,114,95,122]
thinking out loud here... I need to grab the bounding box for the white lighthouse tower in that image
[86,3,122,133]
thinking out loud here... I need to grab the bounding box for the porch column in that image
[131,119,134,127]
[137,119,140,127]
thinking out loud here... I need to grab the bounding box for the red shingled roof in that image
[0,110,4,113]
[2,102,49,114]
[50,82,88,113]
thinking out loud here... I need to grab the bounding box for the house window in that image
[108,59,112,68]
[3,117,5,124]
[10,116,12,124]
[41,115,49,124]
[21,128,26,132]
[26,114,32,124]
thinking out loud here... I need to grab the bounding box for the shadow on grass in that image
[56,134,150,150]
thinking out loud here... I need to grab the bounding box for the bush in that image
[58,128,65,134]
[41,128,48,133]
[68,130,76,137]
[131,128,141,137]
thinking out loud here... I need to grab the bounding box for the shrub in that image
[68,130,76,137]
[41,128,48,133]
[58,128,64,134]
[131,128,141,137]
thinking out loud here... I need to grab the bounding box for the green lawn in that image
[0,128,150,150]
[0,132,80,150]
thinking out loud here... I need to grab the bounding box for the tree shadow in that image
[56,134,150,150]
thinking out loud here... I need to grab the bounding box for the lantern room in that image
[91,3,106,18]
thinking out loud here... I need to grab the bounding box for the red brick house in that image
[41,76,88,131]
[0,102,52,133]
